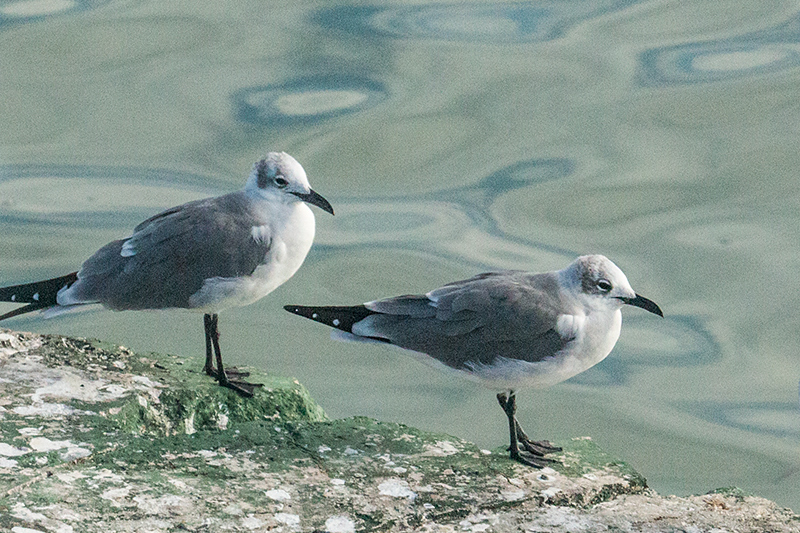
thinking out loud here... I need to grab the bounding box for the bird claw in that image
[216,375,263,397]
[206,368,263,397]
[506,440,561,463]
[219,367,252,379]
[518,437,562,456]
[509,450,553,469]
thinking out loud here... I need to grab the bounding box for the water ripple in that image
[234,75,387,126]
[681,401,800,439]
[638,13,800,86]
[315,158,576,269]
[0,0,108,28]
[0,164,216,229]
[313,1,642,43]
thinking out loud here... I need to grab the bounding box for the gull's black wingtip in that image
[283,304,375,332]
[283,304,314,319]
[0,271,79,321]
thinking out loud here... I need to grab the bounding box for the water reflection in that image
[638,13,800,86]
[313,0,643,43]
[0,0,108,28]
[318,158,576,268]
[684,401,800,439]
[448,158,573,215]
[234,75,387,126]
[0,164,215,230]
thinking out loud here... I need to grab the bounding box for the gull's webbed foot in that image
[497,392,562,468]
[213,369,263,397]
[514,418,562,456]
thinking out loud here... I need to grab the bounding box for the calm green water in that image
[2,0,800,511]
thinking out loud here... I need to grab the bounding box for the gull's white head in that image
[559,255,663,316]
[245,152,334,215]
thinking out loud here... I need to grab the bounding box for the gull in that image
[284,255,662,467]
[0,152,334,396]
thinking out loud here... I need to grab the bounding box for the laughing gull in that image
[0,152,334,396]
[285,255,662,467]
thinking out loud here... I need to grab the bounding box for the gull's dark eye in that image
[274,176,288,188]
[597,279,613,293]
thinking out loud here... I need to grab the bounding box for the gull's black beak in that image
[619,294,663,317]
[293,189,334,215]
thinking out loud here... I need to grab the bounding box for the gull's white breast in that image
[188,202,316,312]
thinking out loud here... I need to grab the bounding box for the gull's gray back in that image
[354,271,574,370]
[66,191,271,310]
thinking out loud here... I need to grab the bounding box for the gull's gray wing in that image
[287,271,576,371]
[66,192,271,310]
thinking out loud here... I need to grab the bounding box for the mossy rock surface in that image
[0,329,797,532]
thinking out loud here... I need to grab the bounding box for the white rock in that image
[0,443,30,456]
[0,457,18,467]
[265,489,291,501]
[325,515,355,533]
[274,513,300,527]
[29,437,72,452]
[378,479,416,500]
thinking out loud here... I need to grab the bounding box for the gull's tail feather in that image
[0,272,78,321]
[283,304,375,334]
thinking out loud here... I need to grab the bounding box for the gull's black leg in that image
[202,313,262,397]
[203,313,216,376]
[497,392,522,459]
[496,391,558,468]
